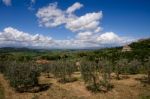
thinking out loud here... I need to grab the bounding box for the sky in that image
[0,0,150,49]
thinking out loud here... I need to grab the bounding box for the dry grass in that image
[0,73,150,99]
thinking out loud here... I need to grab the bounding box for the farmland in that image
[0,38,150,99]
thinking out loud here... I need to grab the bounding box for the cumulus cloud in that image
[0,2,136,49]
[36,2,102,33]
[2,0,11,6]
[66,12,102,32]
[31,0,36,3]
[0,27,55,48]
[96,32,121,43]
[66,2,83,14]
[28,0,37,11]
[0,27,135,48]
[36,3,66,27]
[32,2,136,48]
[76,31,93,40]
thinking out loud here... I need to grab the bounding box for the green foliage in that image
[128,59,141,74]
[144,57,150,83]
[4,62,40,92]
[80,61,98,85]
[130,38,150,50]
[99,59,112,91]
[40,54,60,60]
[0,61,6,73]
[0,83,5,99]
[50,60,77,83]
[115,59,128,79]
[80,59,113,92]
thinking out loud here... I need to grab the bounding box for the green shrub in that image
[0,83,5,99]
[115,59,128,80]
[144,57,150,83]
[4,62,40,92]
[99,59,113,91]
[128,59,141,74]
[52,60,76,83]
[80,59,113,92]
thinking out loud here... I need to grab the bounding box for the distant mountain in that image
[0,47,39,53]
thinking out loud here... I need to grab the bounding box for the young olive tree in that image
[98,59,113,91]
[0,61,6,73]
[80,59,113,92]
[5,61,40,92]
[80,61,99,90]
[128,59,141,74]
[52,60,76,83]
[144,57,150,83]
[115,59,128,80]
[42,63,53,78]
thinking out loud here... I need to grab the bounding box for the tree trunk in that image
[47,72,50,78]
[116,72,120,80]
[92,75,97,88]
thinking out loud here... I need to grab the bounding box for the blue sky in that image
[0,0,150,49]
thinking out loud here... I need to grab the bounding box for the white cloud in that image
[28,0,36,11]
[31,0,36,3]
[35,2,136,48]
[36,3,66,27]
[0,27,135,48]
[66,2,83,14]
[0,27,55,48]
[76,31,93,40]
[66,12,102,32]
[36,2,102,33]
[2,0,11,6]
[96,32,121,43]
[0,2,136,49]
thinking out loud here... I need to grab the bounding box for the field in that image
[0,72,150,99]
[0,38,149,99]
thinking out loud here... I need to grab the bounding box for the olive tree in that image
[144,57,150,83]
[128,59,141,74]
[5,61,40,92]
[115,59,128,80]
[80,59,113,92]
[98,59,112,91]
[80,61,99,89]
[52,60,76,83]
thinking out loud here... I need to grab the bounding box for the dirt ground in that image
[0,72,150,99]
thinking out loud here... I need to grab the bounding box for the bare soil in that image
[0,73,150,99]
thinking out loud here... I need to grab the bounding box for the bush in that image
[115,59,128,80]
[80,61,98,85]
[80,59,113,92]
[52,60,76,83]
[144,57,150,83]
[128,59,141,74]
[4,61,40,92]
[0,61,6,73]
[99,59,113,91]
[42,63,53,78]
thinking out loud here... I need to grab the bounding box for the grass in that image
[0,83,5,99]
